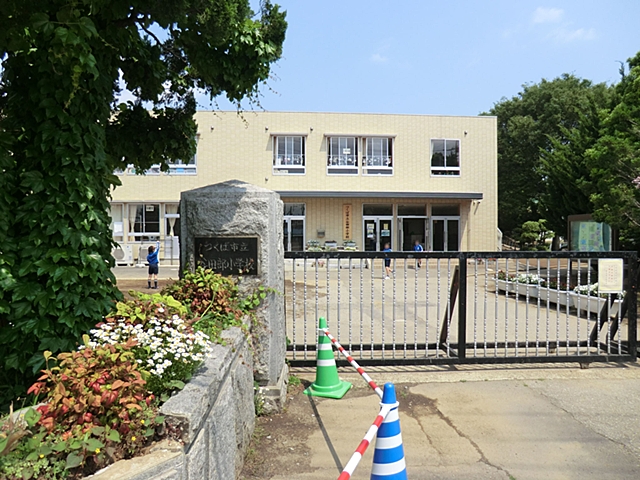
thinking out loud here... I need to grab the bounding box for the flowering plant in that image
[573,282,624,298]
[513,273,546,285]
[497,270,546,285]
[84,298,212,398]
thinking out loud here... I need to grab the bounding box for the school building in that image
[109,111,498,264]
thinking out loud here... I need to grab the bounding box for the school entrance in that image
[284,251,638,367]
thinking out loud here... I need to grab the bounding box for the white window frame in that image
[363,137,393,175]
[283,203,306,252]
[430,139,461,176]
[327,136,359,175]
[109,203,124,242]
[273,135,306,175]
[128,203,161,241]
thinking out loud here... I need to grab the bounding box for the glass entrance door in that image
[399,217,427,251]
[283,218,305,251]
[431,218,459,251]
[363,217,393,251]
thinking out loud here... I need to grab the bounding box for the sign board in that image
[366,222,375,239]
[598,258,624,293]
[195,237,259,275]
[343,204,352,240]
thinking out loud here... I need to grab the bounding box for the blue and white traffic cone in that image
[370,383,407,480]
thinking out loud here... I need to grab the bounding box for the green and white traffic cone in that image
[304,317,352,399]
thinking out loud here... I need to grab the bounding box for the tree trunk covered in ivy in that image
[0,0,286,409]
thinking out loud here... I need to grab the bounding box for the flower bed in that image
[496,272,622,313]
[0,268,266,480]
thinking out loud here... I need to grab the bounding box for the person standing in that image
[383,242,392,279]
[413,239,424,268]
[147,241,160,289]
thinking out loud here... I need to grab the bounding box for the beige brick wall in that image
[112,111,498,251]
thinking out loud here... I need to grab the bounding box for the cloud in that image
[549,27,597,42]
[370,53,388,64]
[532,7,564,24]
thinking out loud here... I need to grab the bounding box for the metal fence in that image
[284,251,638,366]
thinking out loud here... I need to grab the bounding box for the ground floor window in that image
[431,218,460,251]
[284,203,305,251]
[109,204,124,243]
[431,205,460,251]
[128,204,160,241]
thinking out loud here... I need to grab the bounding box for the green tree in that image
[485,75,612,238]
[586,51,640,247]
[0,0,286,409]
[538,83,612,236]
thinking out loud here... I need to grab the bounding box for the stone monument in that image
[180,180,286,412]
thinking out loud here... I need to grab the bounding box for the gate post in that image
[458,254,467,360]
[629,255,638,360]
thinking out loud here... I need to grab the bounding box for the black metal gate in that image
[284,251,638,366]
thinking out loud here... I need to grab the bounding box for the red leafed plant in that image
[28,338,155,435]
[16,339,164,478]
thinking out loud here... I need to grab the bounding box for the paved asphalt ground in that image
[112,267,640,479]
[279,363,640,480]
[112,265,180,280]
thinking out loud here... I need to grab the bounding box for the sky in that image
[205,0,640,116]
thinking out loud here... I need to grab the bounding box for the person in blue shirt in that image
[383,242,392,279]
[147,241,160,289]
[413,239,424,268]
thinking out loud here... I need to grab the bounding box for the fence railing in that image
[284,251,638,366]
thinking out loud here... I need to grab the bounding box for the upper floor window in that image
[431,139,460,176]
[273,136,305,175]
[363,137,393,175]
[327,137,358,175]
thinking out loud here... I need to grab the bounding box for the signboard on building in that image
[343,204,352,240]
[195,237,259,275]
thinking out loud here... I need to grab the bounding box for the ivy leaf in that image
[31,13,50,30]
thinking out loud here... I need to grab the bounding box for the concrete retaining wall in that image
[89,327,255,480]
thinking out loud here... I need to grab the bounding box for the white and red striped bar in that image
[337,404,393,480]
[322,328,384,398]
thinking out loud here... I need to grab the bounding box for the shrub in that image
[162,267,268,342]
[86,295,212,398]
[0,342,162,479]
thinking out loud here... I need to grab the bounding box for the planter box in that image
[89,327,260,480]
[570,293,621,317]
[496,280,538,297]
[537,287,571,307]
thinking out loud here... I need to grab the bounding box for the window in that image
[431,204,460,216]
[283,204,305,251]
[398,205,426,216]
[363,137,393,175]
[431,139,460,175]
[284,203,306,216]
[124,164,161,175]
[273,136,305,174]
[327,137,358,175]
[363,204,393,216]
[109,204,124,242]
[128,204,160,241]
